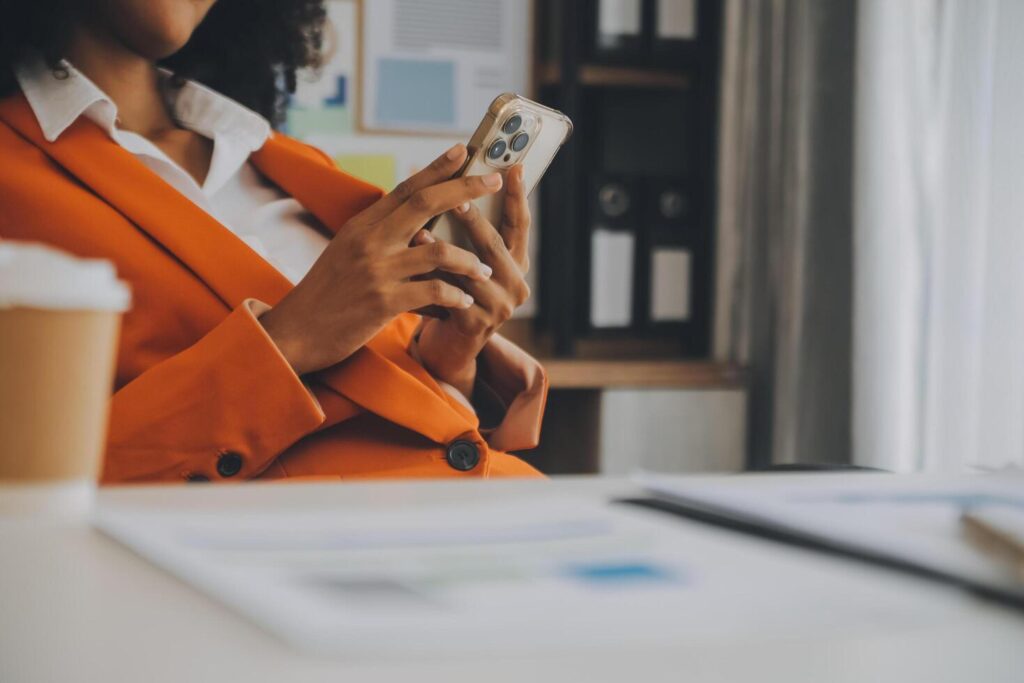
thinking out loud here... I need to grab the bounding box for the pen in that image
[961,511,1024,583]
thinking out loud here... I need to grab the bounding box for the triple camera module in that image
[485,112,537,167]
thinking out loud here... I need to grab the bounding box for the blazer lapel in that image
[0,93,292,309]
[250,134,381,237]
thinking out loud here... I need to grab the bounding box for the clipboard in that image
[619,475,1024,614]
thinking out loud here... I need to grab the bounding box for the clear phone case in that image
[428,93,573,249]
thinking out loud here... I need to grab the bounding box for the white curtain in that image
[854,0,1024,472]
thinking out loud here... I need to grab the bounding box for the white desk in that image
[2,475,1023,683]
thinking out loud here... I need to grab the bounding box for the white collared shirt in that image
[14,57,329,285]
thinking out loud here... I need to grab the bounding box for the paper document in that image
[95,494,969,657]
[637,472,1024,606]
[361,0,530,134]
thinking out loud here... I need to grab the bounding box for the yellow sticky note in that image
[334,154,397,190]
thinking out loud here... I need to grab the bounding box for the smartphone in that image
[428,93,573,247]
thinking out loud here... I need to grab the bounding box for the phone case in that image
[428,93,573,249]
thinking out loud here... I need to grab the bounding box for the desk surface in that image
[2,475,1023,683]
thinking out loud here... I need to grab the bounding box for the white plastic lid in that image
[0,241,131,312]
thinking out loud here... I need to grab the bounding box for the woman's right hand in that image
[259,144,501,376]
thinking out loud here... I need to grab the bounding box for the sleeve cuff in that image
[475,333,548,452]
[246,298,323,408]
[103,300,326,483]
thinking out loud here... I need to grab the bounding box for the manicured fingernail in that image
[483,172,503,188]
[462,293,475,307]
[456,201,470,213]
[445,144,464,160]
[477,262,493,279]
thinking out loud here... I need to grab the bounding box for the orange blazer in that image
[0,92,547,483]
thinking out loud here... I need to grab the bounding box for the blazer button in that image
[445,440,480,472]
[216,451,244,477]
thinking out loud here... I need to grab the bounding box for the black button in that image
[185,473,210,483]
[445,440,480,472]
[216,451,244,477]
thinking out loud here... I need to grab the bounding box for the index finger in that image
[500,164,530,266]
[384,172,503,240]
[358,144,468,224]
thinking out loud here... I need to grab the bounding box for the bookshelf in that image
[538,64,691,90]
[501,319,743,389]
[512,1,740,475]
[531,0,723,359]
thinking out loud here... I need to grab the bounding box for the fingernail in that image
[456,201,470,213]
[477,262,493,279]
[445,144,464,160]
[483,172,503,189]
[462,293,475,307]
[418,229,436,243]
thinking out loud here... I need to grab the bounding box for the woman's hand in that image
[413,164,533,397]
[259,145,502,376]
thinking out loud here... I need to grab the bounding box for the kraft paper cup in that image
[0,241,130,520]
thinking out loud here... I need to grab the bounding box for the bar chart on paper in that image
[96,494,975,657]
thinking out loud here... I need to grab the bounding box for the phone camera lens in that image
[487,139,507,160]
[502,115,522,135]
[510,132,530,152]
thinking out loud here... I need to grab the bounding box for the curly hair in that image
[0,0,327,127]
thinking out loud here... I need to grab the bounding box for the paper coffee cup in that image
[0,241,130,519]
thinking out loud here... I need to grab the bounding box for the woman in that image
[0,0,546,482]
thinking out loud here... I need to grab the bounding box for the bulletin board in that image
[286,0,535,181]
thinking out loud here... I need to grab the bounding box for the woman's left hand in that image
[412,164,532,398]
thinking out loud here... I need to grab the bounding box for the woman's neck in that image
[63,25,177,139]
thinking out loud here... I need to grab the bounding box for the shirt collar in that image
[13,55,271,152]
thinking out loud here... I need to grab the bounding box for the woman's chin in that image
[124,31,194,61]
[101,0,217,61]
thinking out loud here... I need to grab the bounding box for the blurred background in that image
[286,0,1024,477]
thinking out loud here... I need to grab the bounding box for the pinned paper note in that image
[376,58,456,127]
[287,1,357,135]
[334,154,397,190]
[361,0,530,134]
[287,106,353,137]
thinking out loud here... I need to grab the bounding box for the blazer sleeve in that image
[101,300,326,483]
[472,334,549,452]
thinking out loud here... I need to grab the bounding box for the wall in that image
[599,389,747,474]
